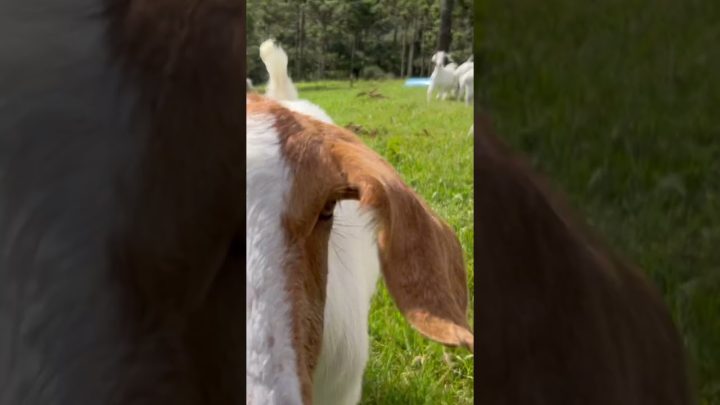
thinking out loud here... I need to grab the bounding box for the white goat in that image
[427,51,459,102]
[453,55,474,104]
[459,69,474,106]
[248,39,473,405]
[454,55,473,79]
[444,62,460,98]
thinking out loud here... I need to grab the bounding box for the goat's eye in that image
[319,200,336,221]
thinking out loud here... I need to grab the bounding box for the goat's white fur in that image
[459,70,474,106]
[246,108,303,404]
[454,56,474,80]
[279,99,333,125]
[428,51,459,102]
[255,39,382,405]
[313,201,380,405]
[260,39,299,101]
[453,56,474,104]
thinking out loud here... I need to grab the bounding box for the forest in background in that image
[247,0,474,84]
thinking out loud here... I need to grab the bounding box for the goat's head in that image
[431,51,456,68]
[431,51,449,67]
[246,94,473,404]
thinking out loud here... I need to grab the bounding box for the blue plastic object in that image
[404,77,431,87]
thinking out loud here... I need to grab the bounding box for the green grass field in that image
[292,80,474,404]
[479,0,720,402]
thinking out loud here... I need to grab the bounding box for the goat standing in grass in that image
[427,51,459,102]
[453,55,473,78]
[454,56,474,105]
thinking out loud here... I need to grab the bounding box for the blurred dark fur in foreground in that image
[474,111,694,404]
[0,1,246,403]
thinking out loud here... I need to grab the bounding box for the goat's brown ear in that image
[329,136,474,352]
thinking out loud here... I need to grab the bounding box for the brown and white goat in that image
[474,113,694,404]
[246,40,474,405]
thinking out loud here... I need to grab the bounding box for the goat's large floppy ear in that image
[329,135,474,352]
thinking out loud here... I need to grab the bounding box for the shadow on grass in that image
[360,378,434,405]
[296,83,349,92]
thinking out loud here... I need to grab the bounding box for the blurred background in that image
[477,0,720,403]
[247,0,474,83]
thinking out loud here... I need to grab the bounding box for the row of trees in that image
[247,0,474,83]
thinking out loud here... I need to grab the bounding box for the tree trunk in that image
[319,36,326,79]
[400,25,407,77]
[418,16,424,76]
[438,0,454,52]
[406,17,416,77]
[299,3,305,80]
[350,34,356,87]
[295,3,301,79]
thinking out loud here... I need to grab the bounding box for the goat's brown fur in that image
[0,0,247,403]
[106,0,246,402]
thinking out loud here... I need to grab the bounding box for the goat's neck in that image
[246,119,303,405]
